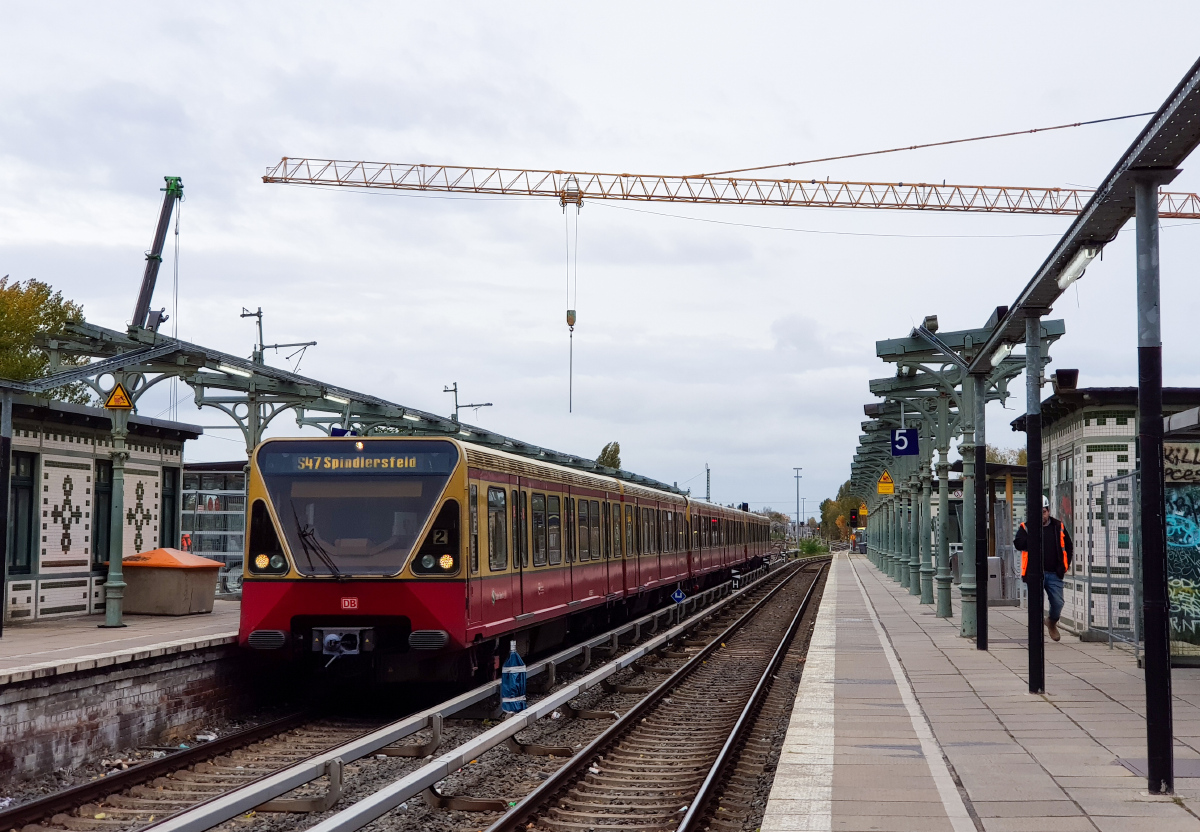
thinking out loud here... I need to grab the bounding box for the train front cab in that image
[239,437,473,681]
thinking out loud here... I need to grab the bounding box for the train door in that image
[546,493,567,608]
[605,499,619,596]
[585,498,603,599]
[625,503,638,592]
[467,484,483,626]
[485,486,514,623]
[641,506,657,587]
[565,493,577,602]
[511,485,528,616]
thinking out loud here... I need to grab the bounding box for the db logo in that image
[340,597,359,610]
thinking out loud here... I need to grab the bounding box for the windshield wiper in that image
[290,503,345,579]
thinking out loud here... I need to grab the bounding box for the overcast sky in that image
[2,3,1199,519]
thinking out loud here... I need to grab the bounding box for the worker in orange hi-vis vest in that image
[1014,495,1074,642]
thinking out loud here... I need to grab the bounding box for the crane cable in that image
[170,200,182,421]
[565,197,579,413]
[695,111,1156,178]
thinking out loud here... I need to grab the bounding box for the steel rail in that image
[0,711,314,831]
[297,561,798,832]
[676,561,827,831]
[485,557,828,832]
[138,560,782,832]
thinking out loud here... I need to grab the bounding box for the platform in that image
[0,599,239,686]
[763,553,1200,832]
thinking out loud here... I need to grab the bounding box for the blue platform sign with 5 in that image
[892,428,919,456]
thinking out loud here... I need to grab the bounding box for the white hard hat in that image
[1042,495,1050,509]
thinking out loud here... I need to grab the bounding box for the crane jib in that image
[262,158,1200,219]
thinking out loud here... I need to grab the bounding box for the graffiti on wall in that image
[1167,483,1200,642]
[1165,443,1200,484]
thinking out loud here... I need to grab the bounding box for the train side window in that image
[487,487,508,572]
[469,484,479,573]
[590,500,601,559]
[520,491,529,568]
[677,512,685,550]
[603,502,611,558]
[577,500,590,560]
[642,508,652,554]
[532,493,548,567]
[548,495,562,565]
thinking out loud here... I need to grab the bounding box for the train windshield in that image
[255,439,459,577]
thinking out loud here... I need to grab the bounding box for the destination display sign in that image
[258,439,458,476]
[293,454,431,472]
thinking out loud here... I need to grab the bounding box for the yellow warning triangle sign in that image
[104,383,134,410]
[877,471,895,494]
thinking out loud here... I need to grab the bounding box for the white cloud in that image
[3,1,1200,507]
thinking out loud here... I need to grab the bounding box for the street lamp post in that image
[793,468,802,549]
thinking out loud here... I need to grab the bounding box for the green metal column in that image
[960,379,978,636]
[899,488,911,583]
[902,482,907,588]
[919,420,934,603]
[911,471,923,597]
[894,494,903,579]
[882,499,890,573]
[883,498,892,573]
[894,488,903,580]
[872,509,880,566]
[935,394,953,617]
[887,498,895,572]
[898,484,911,587]
[101,403,131,628]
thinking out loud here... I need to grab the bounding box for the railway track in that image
[2,559,798,832]
[491,559,825,832]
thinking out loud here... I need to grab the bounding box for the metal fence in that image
[1086,472,1142,658]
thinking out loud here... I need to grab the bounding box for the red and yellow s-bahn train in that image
[239,436,770,682]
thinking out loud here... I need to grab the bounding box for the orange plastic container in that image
[121,548,224,615]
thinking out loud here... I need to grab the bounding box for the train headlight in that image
[251,552,289,574]
[421,554,436,570]
[438,554,455,570]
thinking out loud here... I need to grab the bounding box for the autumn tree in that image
[0,277,92,404]
[985,445,1027,466]
[756,507,793,540]
[819,480,864,541]
[597,441,621,469]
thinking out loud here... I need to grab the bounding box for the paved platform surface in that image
[0,600,239,685]
[762,553,1200,832]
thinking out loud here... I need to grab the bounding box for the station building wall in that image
[1028,387,1200,636]
[4,396,201,623]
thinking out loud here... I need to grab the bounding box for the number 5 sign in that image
[892,428,919,456]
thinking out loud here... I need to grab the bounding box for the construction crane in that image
[263,158,1200,218]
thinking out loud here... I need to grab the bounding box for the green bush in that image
[799,539,829,556]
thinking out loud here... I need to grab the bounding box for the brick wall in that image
[0,645,263,784]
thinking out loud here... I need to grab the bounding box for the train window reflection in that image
[532,494,548,567]
[487,487,507,572]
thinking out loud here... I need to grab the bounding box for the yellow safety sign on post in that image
[104,383,134,410]
[877,471,894,494]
